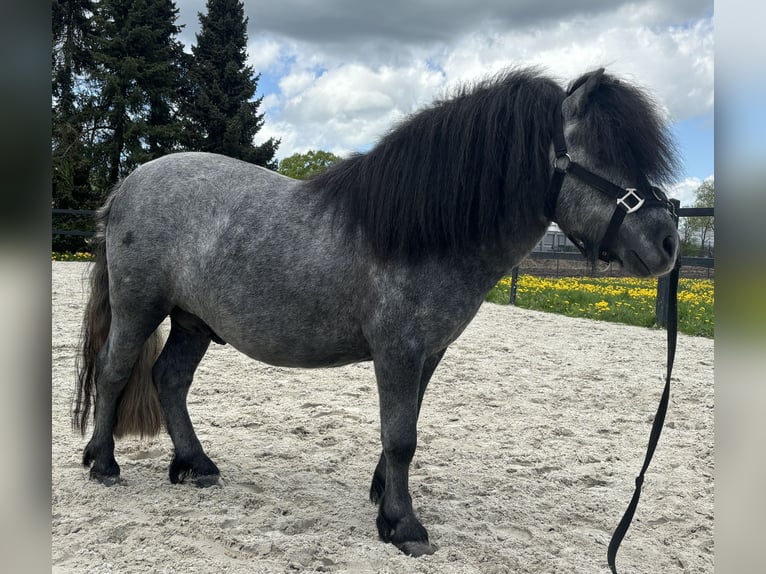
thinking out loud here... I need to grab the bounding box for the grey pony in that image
[74,68,679,557]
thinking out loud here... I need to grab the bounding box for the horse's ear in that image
[562,68,605,119]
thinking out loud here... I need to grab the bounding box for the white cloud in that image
[246,37,284,73]
[262,61,445,158]
[668,175,714,207]
[278,70,316,99]
[437,9,713,121]
[259,93,281,114]
[252,3,711,162]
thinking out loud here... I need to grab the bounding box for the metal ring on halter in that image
[650,186,676,215]
[650,186,668,202]
[553,153,571,173]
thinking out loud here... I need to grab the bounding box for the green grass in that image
[486,275,714,338]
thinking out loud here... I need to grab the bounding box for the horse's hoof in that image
[194,474,221,488]
[169,455,220,485]
[377,510,434,557]
[397,540,437,557]
[89,469,122,486]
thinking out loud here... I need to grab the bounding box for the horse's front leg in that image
[371,350,445,504]
[373,349,435,556]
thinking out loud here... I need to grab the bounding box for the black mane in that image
[307,68,676,260]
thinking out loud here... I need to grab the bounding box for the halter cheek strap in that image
[543,110,569,221]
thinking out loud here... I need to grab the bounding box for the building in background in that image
[533,223,576,252]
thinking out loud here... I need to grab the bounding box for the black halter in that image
[544,106,676,263]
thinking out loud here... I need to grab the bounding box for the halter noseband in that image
[544,106,676,263]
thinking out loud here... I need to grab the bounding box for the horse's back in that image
[107,151,300,257]
[113,152,297,217]
[105,152,292,289]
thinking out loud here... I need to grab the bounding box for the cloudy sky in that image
[174,0,713,206]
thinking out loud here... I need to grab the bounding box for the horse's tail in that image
[73,187,165,438]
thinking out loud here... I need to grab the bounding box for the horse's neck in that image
[474,219,550,278]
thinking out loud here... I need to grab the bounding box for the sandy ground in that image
[52,262,713,573]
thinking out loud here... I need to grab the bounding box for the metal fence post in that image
[509,266,519,305]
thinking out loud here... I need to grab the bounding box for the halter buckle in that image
[617,188,645,214]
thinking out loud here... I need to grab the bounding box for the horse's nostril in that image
[662,235,676,258]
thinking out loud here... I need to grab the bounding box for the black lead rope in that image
[607,260,679,573]
[544,104,682,571]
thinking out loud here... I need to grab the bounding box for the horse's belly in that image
[227,333,372,369]
[204,307,372,369]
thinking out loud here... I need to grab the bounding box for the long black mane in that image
[308,68,677,260]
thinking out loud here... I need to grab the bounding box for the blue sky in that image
[174,0,714,206]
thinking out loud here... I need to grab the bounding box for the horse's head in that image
[550,69,680,277]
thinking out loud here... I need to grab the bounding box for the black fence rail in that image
[52,209,97,237]
[517,249,713,274]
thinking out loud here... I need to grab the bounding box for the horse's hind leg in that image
[152,312,219,487]
[370,350,445,505]
[83,310,166,485]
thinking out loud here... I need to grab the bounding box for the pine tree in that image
[89,0,187,188]
[52,0,101,252]
[52,0,97,209]
[183,0,278,166]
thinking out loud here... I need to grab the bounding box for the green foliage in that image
[51,0,97,193]
[51,214,96,254]
[52,0,100,252]
[182,0,279,167]
[278,150,343,179]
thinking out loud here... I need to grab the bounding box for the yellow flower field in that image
[487,275,714,338]
[52,251,95,262]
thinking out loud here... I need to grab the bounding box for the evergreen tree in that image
[52,0,97,209]
[52,0,100,251]
[183,0,278,166]
[89,0,187,188]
